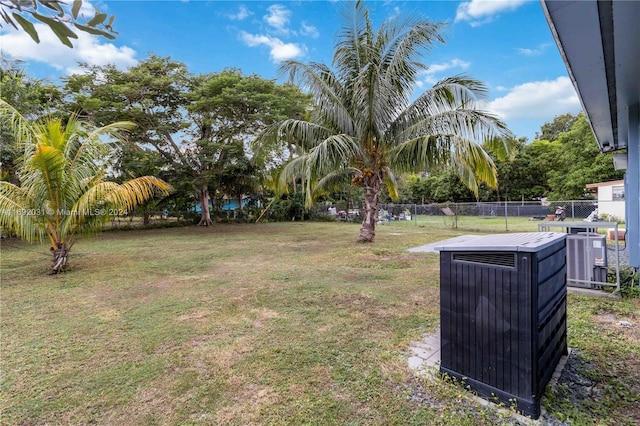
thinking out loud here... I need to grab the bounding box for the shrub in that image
[608,266,639,298]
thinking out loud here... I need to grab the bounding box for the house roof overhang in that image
[541,0,640,153]
[585,179,625,189]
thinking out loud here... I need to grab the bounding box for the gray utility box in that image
[437,232,567,419]
[566,233,607,288]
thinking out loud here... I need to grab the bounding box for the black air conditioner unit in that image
[437,232,567,419]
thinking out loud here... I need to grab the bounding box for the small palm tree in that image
[266,1,513,242]
[0,100,171,273]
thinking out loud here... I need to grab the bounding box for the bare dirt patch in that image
[215,382,282,425]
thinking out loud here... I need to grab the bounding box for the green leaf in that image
[87,12,107,27]
[39,0,64,17]
[12,13,40,43]
[71,0,82,19]
[73,23,115,39]
[73,22,105,35]
[39,17,77,47]
[33,12,78,38]
[13,0,37,12]
[1,10,18,30]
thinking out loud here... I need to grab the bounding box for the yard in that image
[2,220,639,424]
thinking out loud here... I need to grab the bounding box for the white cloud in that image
[455,0,527,25]
[420,59,471,85]
[484,76,580,120]
[300,22,319,38]
[427,59,471,74]
[264,4,291,34]
[240,31,303,62]
[228,5,252,21]
[517,43,551,56]
[0,23,137,74]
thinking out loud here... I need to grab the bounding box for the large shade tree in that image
[64,59,309,226]
[0,100,171,273]
[266,1,512,242]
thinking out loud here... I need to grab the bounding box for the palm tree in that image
[266,1,513,242]
[0,100,171,273]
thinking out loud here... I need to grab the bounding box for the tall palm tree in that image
[266,1,513,242]
[0,100,171,273]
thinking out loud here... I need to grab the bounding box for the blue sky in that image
[0,0,582,140]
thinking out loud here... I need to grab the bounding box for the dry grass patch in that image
[2,221,639,424]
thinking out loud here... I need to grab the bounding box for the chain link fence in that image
[315,200,599,219]
[101,200,604,232]
[311,200,604,232]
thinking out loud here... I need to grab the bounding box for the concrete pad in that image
[568,287,621,299]
[407,328,441,371]
[408,356,424,370]
[408,235,482,253]
[407,327,572,423]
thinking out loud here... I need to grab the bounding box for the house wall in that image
[627,104,639,268]
[597,185,626,221]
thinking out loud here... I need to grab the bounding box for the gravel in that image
[403,349,597,425]
[607,244,630,268]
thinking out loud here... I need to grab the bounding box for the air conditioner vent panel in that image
[453,252,516,268]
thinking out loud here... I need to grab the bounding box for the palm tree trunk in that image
[49,242,70,274]
[197,184,213,226]
[357,174,381,243]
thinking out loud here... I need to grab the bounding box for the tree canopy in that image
[64,57,310,225]
[400,113,624,203]
[262,1,513,242]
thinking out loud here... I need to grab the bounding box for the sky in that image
[0,0,582,141]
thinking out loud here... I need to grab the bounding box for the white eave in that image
[541,0,640,153]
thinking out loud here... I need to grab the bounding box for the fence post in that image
[504,200,508,231]
[571,201,575,220]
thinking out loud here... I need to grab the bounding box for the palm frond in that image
[1,100,170,253]
[24,143,66,212]
[265,2,514,212]
[69,120,137,170]
[315,168,358,191]
[380,18,445,97]
[334,0,369,82]
[0,181,43,242]
[276,155,308,194]
[382,167,400,201]
[0,98,35,159]
[274,119,332,151]
[280,60,355,135]
[394,76,490,130]
[451,136,498,190]
[483,137,516,162]
[107,176,172,211]
[389,134,452,173]
[306,134,364,176]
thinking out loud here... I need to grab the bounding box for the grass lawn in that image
[2,220,639,425]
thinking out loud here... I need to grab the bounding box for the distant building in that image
[194,195,258,213]
[221,195,256,211]
[586,180,625,221]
